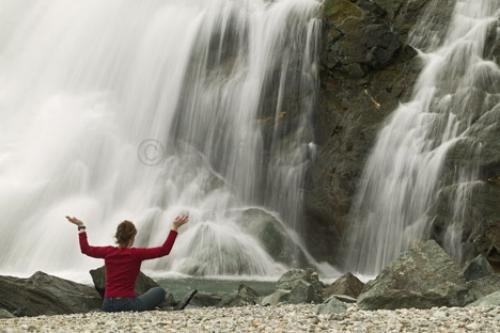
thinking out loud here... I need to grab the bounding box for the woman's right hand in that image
[66,216,84,226]
[172,214,189,231]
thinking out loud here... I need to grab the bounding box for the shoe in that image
[174,289,198,310]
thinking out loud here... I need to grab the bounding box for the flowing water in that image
[0,0,330,278]
[345,0,500,274]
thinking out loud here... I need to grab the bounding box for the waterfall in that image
[0,0,326,278]
[345,0,500,274]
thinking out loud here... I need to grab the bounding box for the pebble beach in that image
[1,304,499,333]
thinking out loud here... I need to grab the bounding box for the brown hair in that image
[115,220,137,247]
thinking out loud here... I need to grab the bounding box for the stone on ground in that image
[358,240,471,310]
[323,272,364,298]
[316,297,348,315]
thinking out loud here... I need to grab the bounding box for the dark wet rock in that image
[316,296,348,315]
[0,308,15,319]
[304,0,438,263]
[235,208,309,266]
[431,101,500,264]
[276,269,324,303]
[0,272,101,317]
[463,255,496,281]
[219,284,259,307]
[431,178,500,267]
[89,266,159,298]
[358,240,472,310]
[323,272,365,299]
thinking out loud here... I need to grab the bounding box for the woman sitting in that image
[66,214,188,312]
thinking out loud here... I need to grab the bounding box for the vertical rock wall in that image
[305,0,434,263]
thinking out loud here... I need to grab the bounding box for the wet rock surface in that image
[305,0,437,263]
[235,208,309,266]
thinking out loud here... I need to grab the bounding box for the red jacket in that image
[79,230,177,297]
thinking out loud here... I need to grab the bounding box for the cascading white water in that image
[345,0,500,274]
[0,0,328,279]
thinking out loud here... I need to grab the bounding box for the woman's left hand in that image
[66,216,84,226]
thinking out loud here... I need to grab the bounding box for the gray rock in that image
[288,280,316,304]
[0,271,101,316]
[323,272,365,298]
[0,308,14,319]
[467,274,500,301]
[277,269,323,303]
[463,255,496,281]
[89,266,159,298]
[468,290,500,307]
[316,297,348,315]
[358,240,471,310]
[260,289,291,306]
[219,284,259,307]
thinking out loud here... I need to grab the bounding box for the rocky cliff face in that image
[306,0,500,269]
[304,0,437,263]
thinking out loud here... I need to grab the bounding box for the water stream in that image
[345,0,500,274]
[0,0,331,279]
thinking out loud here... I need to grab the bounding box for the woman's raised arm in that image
[66,216,111,258]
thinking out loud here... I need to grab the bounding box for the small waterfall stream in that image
[345,0,500,274]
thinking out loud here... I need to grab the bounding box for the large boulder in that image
[323,272,365,299]
[235,208,309,266]
[358,240,472,310]
[89,266,159,298]
[0,272,101,316]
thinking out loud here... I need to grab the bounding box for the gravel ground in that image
[1,304,499,333]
